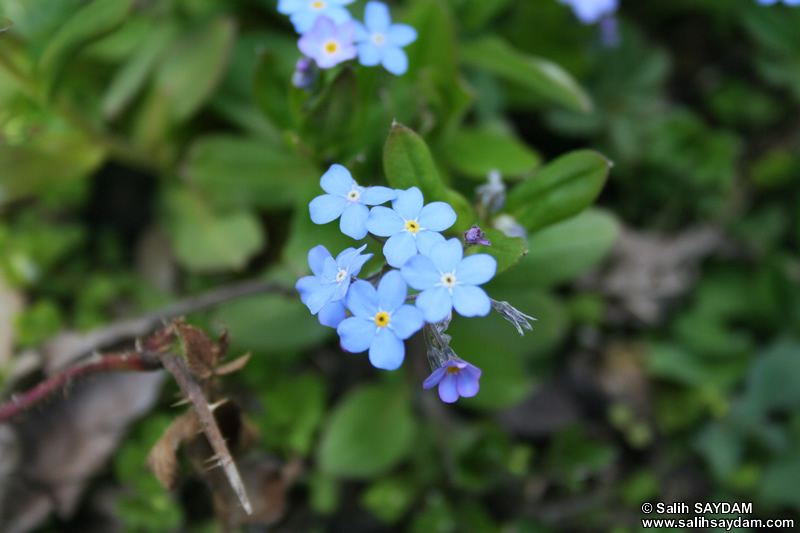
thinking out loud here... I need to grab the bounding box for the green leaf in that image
[165,189,264,272]
[442,127,540,179]
[38,0,133,98]
[760,450,800,512]
[492,209,618,288]
[252,49,293,130]
[361,476,418,524]
[467,229,527,274]
[258,374,327,454]
[318,384,416,479]
[101,23,176,119]
[383,123,475,232]
[183,135,320,210]
[460,37,592,113]
[506,150,611,233]
[154,17,235,121]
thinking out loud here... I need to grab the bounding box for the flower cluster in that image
[278,1,417,75]
[296,164,530,403]
[558,0,619,25]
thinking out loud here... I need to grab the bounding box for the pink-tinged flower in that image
[464,225,491,247]
[298,16,357,69]
[423,359,482,403]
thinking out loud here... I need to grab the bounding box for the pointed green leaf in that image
[252,49,293,130]
[506,150,611,233]
[38,0,133,98]
[442,127,540,179]
[318,384,416,479]
[460,36,592,112]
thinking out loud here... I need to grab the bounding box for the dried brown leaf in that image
[173,320,219,380]
[146,411,200,490]
[213,353,250,376]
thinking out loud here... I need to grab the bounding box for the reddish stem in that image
[0,351,163,422]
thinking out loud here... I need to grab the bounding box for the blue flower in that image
[423,359,482,403]
[336,271,423,370]
[278,0,354,34]
[757,0,800,4]
[401,238,496,323]
[353,2,417,75]
[309,164,396,239]
[297,244,372,317]
[298,17,357,69]
[366,187,457,268]
[558,0,618,24]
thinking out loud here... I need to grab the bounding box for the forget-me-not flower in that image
[423,359,482,403]
[296,245,347,328]
[558,0,619,24]
[401,238,497,323]
[298,17,357,69]
[757,0,800,4]
[309,164,396,239]
[300,244,372,315]
[353,2,417,75]
[366,187,457,268]
[279,0,354,34]
[337,271,424,370]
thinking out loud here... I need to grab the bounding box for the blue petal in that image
[361,186,397,205]
[318,300,346,328]
[455,254,497,285]
[298,29,322,56]
[296,275,320,304]
[366,206,404,236]
[415,286,452,323]
[369,328,404,370]
[343,249,372,276]
[324,5,353,25]
[392,187,423,220]
[414,229,445,256]
[357,42,381,66]
[451,285,491,317]
[383,231,417,268]
[353,21,369,41]
[389,305,423,340]
[337,316,375,353]
[464,362,482,380]
[438,373,459,402]
[377,270,407,311]
[364,1,391,32]
[292,10,322,34]
[309,195,347,224]
[277,0,304,14]
[308,245,331,276]
[387,24,417,46]
[321,256,339,282]
[423,367,447,389]
[418,202,456,231]
[340,202,369,239]
[400,254,440,290]
[345,279,378,318]
[306,283,338,314]
[456,370,480,398]
[428,238,463,274]
[381,45,408,75]
[320,164,354,196]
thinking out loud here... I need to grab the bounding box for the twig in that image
[158,352,253,515]
[0,351,163,422]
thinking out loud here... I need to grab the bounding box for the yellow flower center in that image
[311,1,325,9]
[324,41,338,54]
[335,269,348,283]
[441,273,456,288]
[347,190,360,202]
[405,220,420,233]
[372,33,385,46]
[374,311,390,327]
[446,366,460,373]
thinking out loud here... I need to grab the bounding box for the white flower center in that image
[335,269,348,283]
[440,273,456,288]
[346,189,360,202]
[371,33,386,46]
[311,1,325,10]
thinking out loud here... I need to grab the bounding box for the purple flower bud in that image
[292,57,317,90]
[464,225,492,247]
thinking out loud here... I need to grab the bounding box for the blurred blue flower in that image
[298,244,372,316]
[298,17,357,69]
[423,359,482,403]
[353,2,417,75]
[279,0,354,34]
[757,0,800,4]
[401,238,496,323]
[366,187,456,267]
[337,271,423,370]
[309,164,396,239]
[558,0,618,24]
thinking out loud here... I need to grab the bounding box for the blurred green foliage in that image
[2,0,800,531]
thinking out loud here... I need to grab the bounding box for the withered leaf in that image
[146,411,200,490]
[173,320,220,380]
[213,353,251,376]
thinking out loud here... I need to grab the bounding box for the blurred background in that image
[1,0,800,531]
